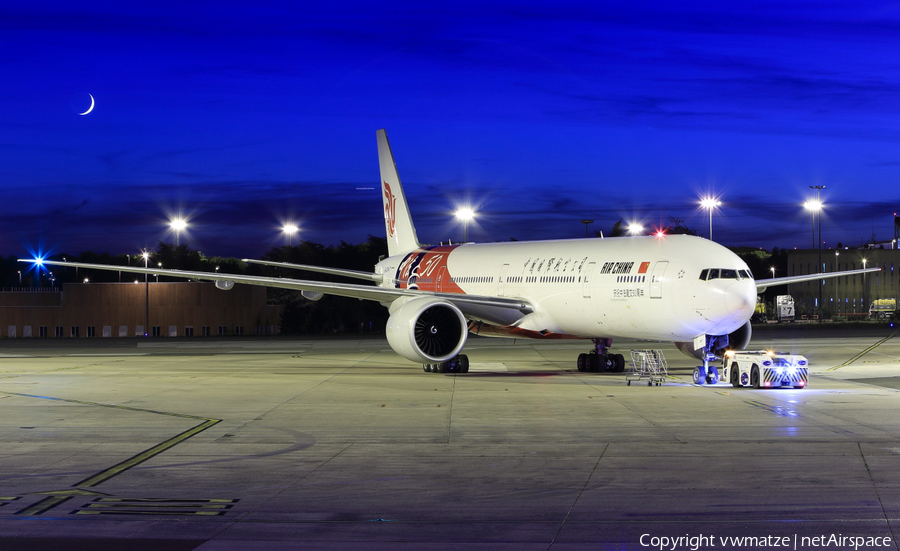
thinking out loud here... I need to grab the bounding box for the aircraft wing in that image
[240,259,382,283]
[755,267,880,292]
[23,260,533,316]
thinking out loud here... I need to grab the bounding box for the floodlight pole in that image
[810,185,825,321]
[580,220,594,238]
[143,252,149,337]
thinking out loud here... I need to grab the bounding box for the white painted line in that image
[66,353,150,357]
[227,350,309,354]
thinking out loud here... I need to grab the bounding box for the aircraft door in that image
[436,266,447,293]
[650,261,668,299]
[498,264,509,296]
[583,262,596,298]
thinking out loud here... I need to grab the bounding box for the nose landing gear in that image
[692,364,719,385]
[576,338,625,373]
[692,334,727,385]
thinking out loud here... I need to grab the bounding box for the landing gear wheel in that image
[577,353,587,372]
[457,354,469,373]
[613,353,626,373]
[600,355,616,372]
[706,366,719,385]
[423,364,431,372]
[692,366,707,385]
[751,365,761,389]
[589,354,601,372]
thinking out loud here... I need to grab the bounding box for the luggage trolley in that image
[627,350,668,386]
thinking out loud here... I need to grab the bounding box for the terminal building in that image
[785,246,899,318]
[0,282,282,338]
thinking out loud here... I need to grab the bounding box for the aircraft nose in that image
[725,281,755,317]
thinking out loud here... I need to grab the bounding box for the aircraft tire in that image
[590,355,601,372]
[613,353,625,373]
[706,366,719,385]
[423,364,431,372]
[577,354,587,372]
[458,354,469,373]
[598,355,612,372]
[692,366,706,385]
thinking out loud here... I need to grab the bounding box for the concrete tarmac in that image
[1,326,899,550]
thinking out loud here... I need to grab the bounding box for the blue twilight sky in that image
[2,1,900,259]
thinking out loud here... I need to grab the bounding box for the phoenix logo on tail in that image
[383,181,397,238]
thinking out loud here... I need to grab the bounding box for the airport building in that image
[786,247,899,318]
[0,282,282,338]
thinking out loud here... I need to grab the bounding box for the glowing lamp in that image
[455,208,475,222]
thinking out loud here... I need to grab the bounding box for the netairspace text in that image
[639,533,892,551]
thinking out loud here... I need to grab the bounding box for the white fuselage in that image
[376,234,756,342]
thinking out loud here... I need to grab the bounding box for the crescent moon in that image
[78,94,95,116]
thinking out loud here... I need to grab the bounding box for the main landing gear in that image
[576,338,625,373]
[423,354,469,374]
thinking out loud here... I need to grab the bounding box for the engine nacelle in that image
[301,290,324,301]
[215,280,235,291]
[386,297,467,363]
[675,321,753,361]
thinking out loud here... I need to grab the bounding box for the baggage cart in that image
[627,350,668,386]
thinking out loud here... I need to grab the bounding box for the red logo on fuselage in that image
[383,181,397,238]
[394,246,465,294]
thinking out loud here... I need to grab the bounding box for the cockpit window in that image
[701,268,750,281]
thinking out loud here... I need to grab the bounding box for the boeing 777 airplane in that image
[24,130,879,383]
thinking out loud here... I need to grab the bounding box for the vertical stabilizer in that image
[377,129,420,256]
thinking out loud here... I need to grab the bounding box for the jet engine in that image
[385,297,467,363]
[675,321,752,361]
